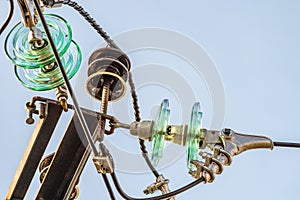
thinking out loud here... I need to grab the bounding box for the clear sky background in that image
[1,1,300,200]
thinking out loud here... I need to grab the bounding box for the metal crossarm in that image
[36,108,99,199]
[6,102,62,200]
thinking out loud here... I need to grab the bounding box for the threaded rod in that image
[99,82,110,141]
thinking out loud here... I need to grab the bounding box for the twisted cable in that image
[63,0,120,49]
[129,72,160,178]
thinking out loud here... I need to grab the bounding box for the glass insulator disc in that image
[15,41,81,91]
[151,99,170,166]
[5,14,72,69]
[187,102,203,170]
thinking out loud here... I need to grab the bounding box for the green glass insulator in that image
[187,102,203,170]
[15,41,81,91]
[5,14,72,69]
[151,99,171,166]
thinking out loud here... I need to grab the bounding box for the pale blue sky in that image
[1,1,300,199]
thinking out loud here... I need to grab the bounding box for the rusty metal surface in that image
[6,102,63,200]
[35,109,98,200]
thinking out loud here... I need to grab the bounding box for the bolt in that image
[222,128,233,137]
[26,102,36,124]
[99,82,110,141]
[56,85,68,112]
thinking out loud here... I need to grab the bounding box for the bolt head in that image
[26,118,34,124]
[222,128,233,137]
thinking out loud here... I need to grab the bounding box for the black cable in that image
[273,141,300,148]
[110,172,205,200]
[0,0,14,35]
[140,151,160,178]
[102,174,116,200]
[128,72,141,122]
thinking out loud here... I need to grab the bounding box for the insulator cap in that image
[86,47,131,102]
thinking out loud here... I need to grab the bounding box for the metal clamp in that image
[26,101,47,124]
[212,146,232,166]
[101,114,118,135]
[220,128,274,156]
[192,128,273,157]
[189,160,215,183]
[199,152,223,174]
[92,143,114,174]
[189,146,233,182]
[144,175,175,200]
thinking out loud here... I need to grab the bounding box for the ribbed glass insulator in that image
[151,99,170,166]
[15,41,81,91]
[5,14,72,69]
[187,102,203,170]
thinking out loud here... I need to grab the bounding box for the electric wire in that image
[273,141,300,148]
[102,174,116,200]
[0,0,14,35]
[62,0,120,49]
[128,72,160,178]
[62,0,161,178]
[110,172,205,200]
[32,0,98,156]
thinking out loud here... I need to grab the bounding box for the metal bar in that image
[36,109,99,200]
[32,0,98,156]
[5,102,62,200]
[63,124,101,200]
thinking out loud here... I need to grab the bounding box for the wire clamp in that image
[93,143,114,174]
[25,101,47,124]
[144,175,175,199]
[189,160,215,183]
[220,128,274,156]
[212,146,232,166]
[199,151,224,174]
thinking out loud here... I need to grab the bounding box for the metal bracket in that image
[6,101,62,200]
[6,98,101,200]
